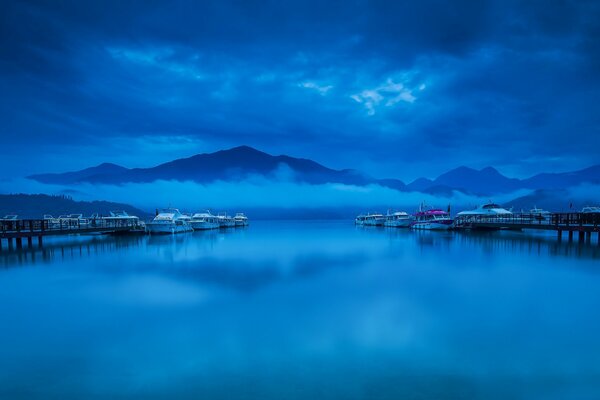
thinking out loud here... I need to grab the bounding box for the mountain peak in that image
[480,166,501,175]
[223,145,267,155]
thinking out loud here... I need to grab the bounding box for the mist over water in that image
[1,221,600,399]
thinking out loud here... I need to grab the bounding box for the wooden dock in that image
[0,218,144,250]
[454,212,600,243]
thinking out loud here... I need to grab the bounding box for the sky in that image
[1,0,599,181]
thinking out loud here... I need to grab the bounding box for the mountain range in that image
[28,145,600,196]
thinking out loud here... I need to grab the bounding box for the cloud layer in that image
[1,0,599,180]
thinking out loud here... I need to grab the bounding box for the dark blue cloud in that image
[0,0,599,180]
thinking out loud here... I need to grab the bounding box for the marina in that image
[0,208,250,249]
[355,204,600,244]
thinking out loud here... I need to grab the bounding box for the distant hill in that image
[0,194,148,219]
[29,145,406,190]
[407,165,600,195]
[27,145,600,196]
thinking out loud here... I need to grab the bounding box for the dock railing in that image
[1,217,143,238]
[454,212,600,231]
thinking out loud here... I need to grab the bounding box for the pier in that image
[454,212,600,244]
[0,218,143,250]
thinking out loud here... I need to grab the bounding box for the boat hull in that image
[411,220,453,230]
[191,221,220,230]
[364,220,385,227]
[146,222,193,234]
[384,219,413,228]
[234,220,248,227]
[219,221,236,228]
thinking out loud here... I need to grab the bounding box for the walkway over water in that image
[0,218,143,249]
[454,212,600,243]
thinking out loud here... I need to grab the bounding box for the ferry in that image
[411,207,453,230]
[363,213,385,226]
[190,211,220,230]
[102,210,140,222]
[383,211,413,228]
[146,208,193,234]
[43,214,61,228]
[528,206,552,221]
[102,211,144,231]
[455,202,512,223]
[234,213,249,227]
[217,213,236,228]
[581,206,600,214]
[355,214,367,225]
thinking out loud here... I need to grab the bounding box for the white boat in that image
[102,210,140,222]
[456,203,512,220]
[0,214,18,222]
[233,213,249,227]
[355,214,366,225]
[43,214,61,228]
[146,208,193,234]
[363,213,385,226]
[411,204,453,230]
[529,206,552,221]
[190,211,220,230]
[383,211,413,228]
[217,213,236,228]
[581,206,600,214]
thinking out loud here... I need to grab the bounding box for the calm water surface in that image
[1,220,600,399]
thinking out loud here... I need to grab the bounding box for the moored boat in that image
[191,211,220,230]
[217,213,236,228]
[363,213,385,226]
[233,213,249,227]
[355,214,367,225]
[454,202,512,227]
[528,206,551,221]
[146,208,193,234]
[411,207,453,230]
[581,206,600,214]
[383,211,413,228]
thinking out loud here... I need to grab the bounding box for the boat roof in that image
[582,206,600,212]
[415,209,448,216]
[457,203,512,216]
[192,213,214,218]
[389,211,409,216]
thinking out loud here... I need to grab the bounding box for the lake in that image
[1,220,600,399]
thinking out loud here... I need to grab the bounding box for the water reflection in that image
[1,221,600,399]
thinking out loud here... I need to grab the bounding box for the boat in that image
[0,214,18,222]
[146,208,193,234]
[217,213,236,228]
[102,210,140,222]
[455,202,512,220]
[355,214,367,225]
[528,206,552,221]
[581,206,600,214]
[233,213,249,227]
[190,211,220,230]
[101,211,143,230]
[383,211,413,228]
[43,214,61,228]
[411,206,453,230]
[363,213,385,226]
